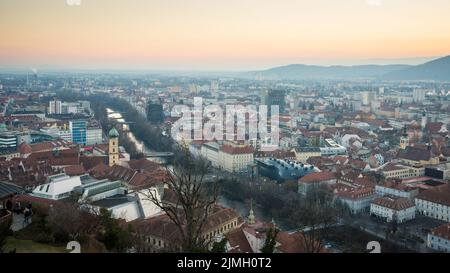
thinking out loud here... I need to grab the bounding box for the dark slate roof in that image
[398,146,433,161]
[90,194,136,208]
[0,181,23,199]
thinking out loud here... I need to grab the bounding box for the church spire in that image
[271,217,277,230]
[421,110,427,129]
[247,199,255,225]
[400,124,409,150]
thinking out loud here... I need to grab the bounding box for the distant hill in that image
[250,55,450,81]
[250,64,411,80]
[382,55,450,81]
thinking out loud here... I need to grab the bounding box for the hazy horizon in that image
[0,55,445,74]
[1,0,450,71]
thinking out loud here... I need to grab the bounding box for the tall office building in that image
[413,89,427,102]
[147,102,164,124]
[49,100,90,115]
[360,91,375,106]
[86,127,103,146]
[210,80,219,94]
[48,100,62,114]
[264,89,286,114]
[0,132,17,150]
[70,120,87,145]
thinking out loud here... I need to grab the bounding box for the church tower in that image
[421,110,427,130]
[108,127,120,167]
[400,125,409,150]
[247,199,255,225]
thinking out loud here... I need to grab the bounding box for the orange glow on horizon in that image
[1,0,449,70]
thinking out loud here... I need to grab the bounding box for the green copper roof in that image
[108,127,119,138]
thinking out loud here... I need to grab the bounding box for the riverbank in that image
[58,91,173,153]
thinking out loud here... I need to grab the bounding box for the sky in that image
[0,0,449,71]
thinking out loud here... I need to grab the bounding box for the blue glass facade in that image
[70,120,87,145]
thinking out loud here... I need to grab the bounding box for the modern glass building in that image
[146,102,164,124]
[264,89,286,114]
[0,132,17,150]
[70,120,87,145]
[256,158,320,183]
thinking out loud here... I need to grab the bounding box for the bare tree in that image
[295,185,340,253]
[142,145,219,252]
[47,202,100,242]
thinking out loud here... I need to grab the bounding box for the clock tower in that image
[108,127,120,167]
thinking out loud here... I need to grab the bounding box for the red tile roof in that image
[298,171,336,184]
[88,162,110,178]
[64,165,86,176]
[372,196,415,211]
[425,122,445,133]
[226,228,254,253]
[220,145,254,155]
[26,148,79,167]
[80,156,106,170]
[29,140,70,153]
[275,231,327,253]
[335,187,375,200]
[381,163,408,172]
[416,184,450,206]
[17,142,32,154]
[430,223,450,241]
[398,146,434,162]
[128,159,161,172]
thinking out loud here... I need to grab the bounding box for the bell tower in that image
[400,125,409,150]
[421,110,427,130]
[247,199,255,225]
[108,127,120,167]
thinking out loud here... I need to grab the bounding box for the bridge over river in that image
[107,108,173,164]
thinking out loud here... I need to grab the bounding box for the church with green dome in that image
[108,127,119,166]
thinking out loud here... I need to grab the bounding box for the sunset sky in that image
[0,0,449,70]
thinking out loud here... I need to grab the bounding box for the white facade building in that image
[32,173,82,200]
[320,139,347,156]
[78,176,160,222]
[370,196,416,223]
[335,187,375,214]
[375,182,419,199]
[201,142,220,167]
[48,100,62,114]
[380,163,424,180]
[427,223,450,253]
[218,145,254,173]
[341,134,362,148]
[415,185,450,222]
[40,127,72,142]
[413,89,427,102]
[86,127,103,146]
[48,100,91,115]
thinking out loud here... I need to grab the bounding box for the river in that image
[106,108,279,228]
[106,108,148,154]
